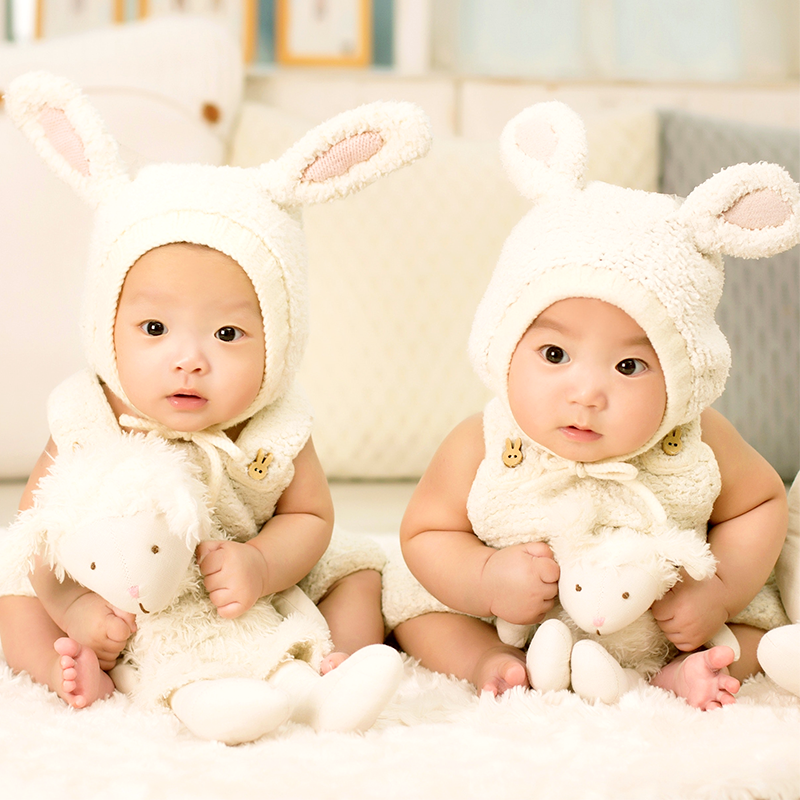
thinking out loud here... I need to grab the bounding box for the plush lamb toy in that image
[501,526,740,704]
[8,434,403,745]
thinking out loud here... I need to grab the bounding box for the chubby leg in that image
[317,570,385,674]
[394,612,529,696]
[0,595,111,708]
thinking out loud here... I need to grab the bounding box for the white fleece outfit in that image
[382,398,789,644]
[384,101,799,651]
[0,369,386,608]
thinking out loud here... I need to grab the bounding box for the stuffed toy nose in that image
[592,616,605,629]
[128,585,140,599]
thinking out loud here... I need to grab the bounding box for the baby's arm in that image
[198,436,334,619]
[400,414,559,624]
[652,408,787,651]
[23,440,136,671]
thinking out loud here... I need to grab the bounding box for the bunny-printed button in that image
[503,438,524,468]
[661,427,683,456]
[248,449,274,480]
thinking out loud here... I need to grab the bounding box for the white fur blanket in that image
[0,650,798,800]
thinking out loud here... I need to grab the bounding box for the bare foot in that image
[53,638,114,709]
[475,646,530,696]
[320,651,349,675]
[650,646,740,710]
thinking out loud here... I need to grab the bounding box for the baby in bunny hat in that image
[0,71,430,738]
[383,101,799,710]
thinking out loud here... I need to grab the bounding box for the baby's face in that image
[507,298,666,462]
[113,243,265,432]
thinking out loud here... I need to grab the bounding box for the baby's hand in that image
[62,592,137,671]
[482,542,559,624]
[651,572,729,652]
[196,540,268,619]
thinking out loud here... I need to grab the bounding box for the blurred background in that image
[4,1,799,130]
[0,1,798,531]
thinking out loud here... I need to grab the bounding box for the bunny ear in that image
[499,101,588,201]
[679,162,800,259]
[4,71,129,207]
[261,100,431,207]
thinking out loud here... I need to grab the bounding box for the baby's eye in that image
[616,358,647,376]
[541,346,570,365]
[216,326,244,342]
[141,321,166,337]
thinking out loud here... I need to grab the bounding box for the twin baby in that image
[1,73,798,743]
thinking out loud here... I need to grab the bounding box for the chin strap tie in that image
[119,415,246,504]
[522,457,668,526]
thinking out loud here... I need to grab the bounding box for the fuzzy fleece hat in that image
[469,102,800,459]
[5,71,432,432]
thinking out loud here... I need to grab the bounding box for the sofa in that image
[0,17,799,800]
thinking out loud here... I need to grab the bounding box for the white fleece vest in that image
[47,369,313,543]
[466,397,721,549]
[44,370,387,605]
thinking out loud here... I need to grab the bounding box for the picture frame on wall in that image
[276,0,372,67]
[34,0,125,39]
[137,0,259,62]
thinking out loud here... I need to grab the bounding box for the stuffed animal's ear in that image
[679,162,800,259]
[4,71,129,207]
[657,528,717,582]
[3,507,65,584]
[261,101,431,207]
[499,101,588,201]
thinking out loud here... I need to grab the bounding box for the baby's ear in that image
[679,162,800,259]
[499,101,588,201]
[4,71,129,207]
[261,101,432,207]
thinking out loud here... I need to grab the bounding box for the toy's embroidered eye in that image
[151,545,160,554]
[622,591,630,599]
[575,584,582,592]
[90,562,96,570]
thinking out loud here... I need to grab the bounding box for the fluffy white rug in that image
[0,651,798,800]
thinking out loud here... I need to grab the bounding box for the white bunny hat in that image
[5,72,432,432]
[469,102,800,458]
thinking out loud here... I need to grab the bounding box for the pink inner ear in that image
[515,117,558,163]
[722,188,792,230]
[302,131,384,183]
[38,106,90,177]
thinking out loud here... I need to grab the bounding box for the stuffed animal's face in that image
[56,510,196,615]
[559,560,659,636]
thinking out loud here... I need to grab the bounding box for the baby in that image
[382,101,799,710]
[0,72,431,735]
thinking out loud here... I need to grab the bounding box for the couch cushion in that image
[0,17,243,479]
[660,110,800,481]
